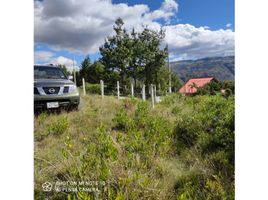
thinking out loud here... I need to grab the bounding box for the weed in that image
[47,116,69,136]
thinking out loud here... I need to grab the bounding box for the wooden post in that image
[100,80,104,99]
[82,78,86,96]
[142,85,146,101]
[117,81,120,100]
[151,84,155,109]
[131,83,134,97]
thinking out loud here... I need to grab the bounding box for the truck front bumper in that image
[34,93,80,110]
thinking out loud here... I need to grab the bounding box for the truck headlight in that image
[69,85,78,94]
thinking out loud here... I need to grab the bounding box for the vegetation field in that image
[34,93,234,200]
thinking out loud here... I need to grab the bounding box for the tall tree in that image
[171,72,182,92]
[87,61,105,83]
[80,55,91,82]
[128,28,145,91]
[100,18,169,95]
[100,18,132,93]
[58,64,70,76]
[137,28,167,94]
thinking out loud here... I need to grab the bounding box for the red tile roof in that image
[179,77,215,95]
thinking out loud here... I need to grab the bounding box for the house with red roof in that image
[179,77,216,95]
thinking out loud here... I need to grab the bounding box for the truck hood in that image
[34,79,75,87]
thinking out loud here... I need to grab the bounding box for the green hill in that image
[170,56,235,82]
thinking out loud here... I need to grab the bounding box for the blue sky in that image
[113,0,234,30]
[34,0,234,71]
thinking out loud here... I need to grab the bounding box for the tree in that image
[100,18,132,93]
[87,61,105,83]
[155,65,169,94]
[100,18,168,95]
[58,64,70,76]
[171,72,182,92]
[188,80,234,98]
[75,71,82,86]
[128,28,145,91]
[80,55,91,82]
[137,28,167,94]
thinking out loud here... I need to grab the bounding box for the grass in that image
[34,93,234,200]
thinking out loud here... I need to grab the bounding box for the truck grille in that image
[43,87,60,95]
[63,86,69,93]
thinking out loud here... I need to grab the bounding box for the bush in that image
[172,106,181,115]
[83,83,101,94]
[134,101,150,128]
[46,116,69,136]
[175,173,232,200]
[174,95,234,197]
[113,107,136,131]
[59,123,118,200]
[113,100,173,157]
[161,93,181,106]
[144,115,173,156]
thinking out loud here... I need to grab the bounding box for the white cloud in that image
[164,24,234,60]
[34,0,166,54]
[34,0,234,60]
[53,56,80,72]
[34,51,79,71]
[226,23,232,28]
[34,0,179,53]
[34,51,54,63]
[144,0,179,23]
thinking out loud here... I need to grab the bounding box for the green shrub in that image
[59,123,118,200]
[46,116,69,136]
[174,94,234,194]
[172,106,181,115]
[96,123,118,161]
[161,93,181,106]
[175,173,231,200]
[37,112,47,124]
[114,100,173,157]
[143,116,173,156]
[34,113,49,141]
[113,107,136,131]
[134,101,150,128]
[83,83,101,94]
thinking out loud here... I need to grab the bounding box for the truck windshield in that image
[34,66,67,79]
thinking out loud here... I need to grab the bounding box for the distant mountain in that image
[170,56,234,82]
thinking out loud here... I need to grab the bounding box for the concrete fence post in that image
[100,80,104,99]
[82,78,86,96]
[142,85,146,101]
[154,85,157,102]
[151,84,155,109]
[117,81,120,100]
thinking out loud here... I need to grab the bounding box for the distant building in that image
[179,77,216,95]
